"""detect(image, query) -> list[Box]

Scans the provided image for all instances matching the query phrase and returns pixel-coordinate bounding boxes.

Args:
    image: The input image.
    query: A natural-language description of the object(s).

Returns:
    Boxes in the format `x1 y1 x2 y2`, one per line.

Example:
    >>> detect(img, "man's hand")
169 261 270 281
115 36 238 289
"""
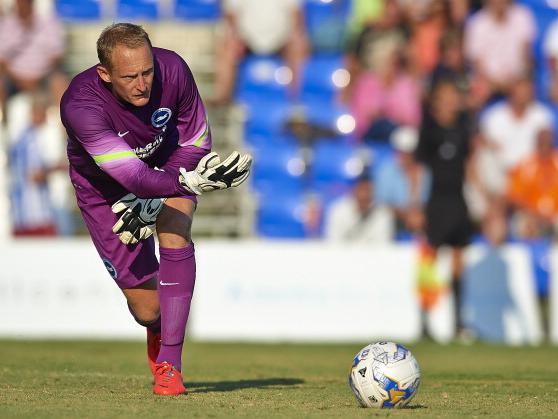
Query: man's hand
111 193 166 245
179 151 252 195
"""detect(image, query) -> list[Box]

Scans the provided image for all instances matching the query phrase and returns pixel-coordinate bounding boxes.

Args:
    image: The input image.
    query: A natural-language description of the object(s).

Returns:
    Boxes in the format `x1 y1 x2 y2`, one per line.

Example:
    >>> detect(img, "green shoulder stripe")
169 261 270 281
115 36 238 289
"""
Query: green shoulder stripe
93 150 137 165
193 122 209 147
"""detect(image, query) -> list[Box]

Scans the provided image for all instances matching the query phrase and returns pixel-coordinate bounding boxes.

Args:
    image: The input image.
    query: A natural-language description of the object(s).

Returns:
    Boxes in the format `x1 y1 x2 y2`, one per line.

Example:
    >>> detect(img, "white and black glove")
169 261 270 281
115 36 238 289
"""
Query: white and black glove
111 193 166 245
179 151 252 195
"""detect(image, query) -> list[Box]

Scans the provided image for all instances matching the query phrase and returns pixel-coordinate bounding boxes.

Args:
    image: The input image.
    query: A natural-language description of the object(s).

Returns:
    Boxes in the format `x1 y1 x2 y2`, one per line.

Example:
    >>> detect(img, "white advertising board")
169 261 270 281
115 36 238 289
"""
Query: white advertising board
0 239 144 339
192 242 421 342
0 240 549 344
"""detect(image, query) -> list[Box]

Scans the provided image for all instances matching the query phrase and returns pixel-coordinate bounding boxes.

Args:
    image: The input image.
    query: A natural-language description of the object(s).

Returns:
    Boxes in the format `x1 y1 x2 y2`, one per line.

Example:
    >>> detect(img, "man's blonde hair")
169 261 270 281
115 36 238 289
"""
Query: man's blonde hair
97 23 152 70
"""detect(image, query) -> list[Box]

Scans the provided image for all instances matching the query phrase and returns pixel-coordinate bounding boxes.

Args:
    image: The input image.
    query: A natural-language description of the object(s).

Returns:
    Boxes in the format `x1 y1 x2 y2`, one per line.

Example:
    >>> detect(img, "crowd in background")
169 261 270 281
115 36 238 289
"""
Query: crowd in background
316 0 556 247
210 0 557 339
0 0 549 241
0 0 72 236
1 0 558 247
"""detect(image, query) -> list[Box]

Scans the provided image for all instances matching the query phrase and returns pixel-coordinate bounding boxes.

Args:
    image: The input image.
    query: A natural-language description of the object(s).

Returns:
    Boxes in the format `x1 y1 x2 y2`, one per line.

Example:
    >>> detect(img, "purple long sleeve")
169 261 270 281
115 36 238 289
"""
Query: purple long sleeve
98 148 185 198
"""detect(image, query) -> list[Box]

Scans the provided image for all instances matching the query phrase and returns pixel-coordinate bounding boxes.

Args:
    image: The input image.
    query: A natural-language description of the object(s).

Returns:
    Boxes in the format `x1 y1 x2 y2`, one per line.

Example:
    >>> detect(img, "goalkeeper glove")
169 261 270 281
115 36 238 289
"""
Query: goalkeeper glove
111 193 166 245
179 150 252 195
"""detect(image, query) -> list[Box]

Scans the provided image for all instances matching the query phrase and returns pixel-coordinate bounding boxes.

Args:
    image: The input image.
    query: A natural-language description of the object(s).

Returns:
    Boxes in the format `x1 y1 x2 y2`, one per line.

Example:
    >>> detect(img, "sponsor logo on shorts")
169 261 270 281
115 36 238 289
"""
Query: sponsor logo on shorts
151 108 172 128
102 259 118 280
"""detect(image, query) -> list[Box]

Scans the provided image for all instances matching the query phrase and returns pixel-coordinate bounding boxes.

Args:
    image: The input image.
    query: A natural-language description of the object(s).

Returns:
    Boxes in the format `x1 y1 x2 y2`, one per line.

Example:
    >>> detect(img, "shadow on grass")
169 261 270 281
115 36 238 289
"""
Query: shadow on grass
404 404 428 409
188 378 305 393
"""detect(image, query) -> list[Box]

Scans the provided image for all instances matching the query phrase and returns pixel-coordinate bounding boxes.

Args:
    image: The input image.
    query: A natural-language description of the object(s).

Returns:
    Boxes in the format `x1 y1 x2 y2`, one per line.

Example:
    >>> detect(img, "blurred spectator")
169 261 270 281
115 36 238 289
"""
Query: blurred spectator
344 0 385 44
210 0 309 106
414 79 475 338
476 78 554 208
350 48 421 141
428 29 490 111
462 201 512 344
343 0 407 102
8 92 58 236
502 157 552 340
429 30 467 93
408 0 451 77
302 193 323 238
464 0 536 103
481 200 508 246
542 16 558 102
507 128 558 239
324 173 394 242
0 0 66 118
375 126 430 236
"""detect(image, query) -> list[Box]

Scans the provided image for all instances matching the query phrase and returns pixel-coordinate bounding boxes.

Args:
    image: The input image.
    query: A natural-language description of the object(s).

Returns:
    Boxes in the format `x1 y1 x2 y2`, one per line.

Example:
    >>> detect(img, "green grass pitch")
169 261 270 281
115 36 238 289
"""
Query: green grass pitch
1 340 557 418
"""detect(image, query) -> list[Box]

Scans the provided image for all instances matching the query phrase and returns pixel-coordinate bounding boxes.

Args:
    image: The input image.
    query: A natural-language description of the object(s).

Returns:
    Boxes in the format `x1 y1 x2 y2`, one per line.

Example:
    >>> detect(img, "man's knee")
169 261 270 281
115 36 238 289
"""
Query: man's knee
123 280 160 326
128 302 160 327
156 198 195 248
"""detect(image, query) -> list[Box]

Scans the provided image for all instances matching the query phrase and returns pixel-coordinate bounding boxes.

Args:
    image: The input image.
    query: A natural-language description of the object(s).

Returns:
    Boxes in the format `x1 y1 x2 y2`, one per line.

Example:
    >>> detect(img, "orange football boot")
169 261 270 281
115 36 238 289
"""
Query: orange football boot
153 362 187 396
147 329 161 377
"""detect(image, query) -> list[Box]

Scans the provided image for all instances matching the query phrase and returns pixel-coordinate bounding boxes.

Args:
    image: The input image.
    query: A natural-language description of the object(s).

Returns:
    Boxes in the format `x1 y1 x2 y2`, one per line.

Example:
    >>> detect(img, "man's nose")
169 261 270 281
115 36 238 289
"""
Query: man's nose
137 75 146 91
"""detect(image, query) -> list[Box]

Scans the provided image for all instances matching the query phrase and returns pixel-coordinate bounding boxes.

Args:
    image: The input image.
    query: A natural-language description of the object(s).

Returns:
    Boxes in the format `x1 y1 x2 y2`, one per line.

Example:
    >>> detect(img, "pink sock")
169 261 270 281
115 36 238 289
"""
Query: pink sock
156 243 196 371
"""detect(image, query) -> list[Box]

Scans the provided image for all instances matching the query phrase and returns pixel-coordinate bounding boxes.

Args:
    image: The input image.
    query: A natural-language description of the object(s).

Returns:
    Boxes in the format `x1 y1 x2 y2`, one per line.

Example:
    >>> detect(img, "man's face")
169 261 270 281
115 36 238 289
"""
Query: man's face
354 180 373 214
97 42 154 107
16 0 33 20
510 80 533 109
487 0 509 17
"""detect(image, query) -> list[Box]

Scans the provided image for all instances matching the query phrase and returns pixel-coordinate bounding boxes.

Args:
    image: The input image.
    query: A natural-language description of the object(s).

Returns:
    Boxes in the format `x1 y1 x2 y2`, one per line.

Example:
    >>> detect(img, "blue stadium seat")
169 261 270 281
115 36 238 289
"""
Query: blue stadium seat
243 99 292 138
304 0 351 54
175 0 221 21
244 134 298 151
117 0 159 20
235 56 291 104
300 55 346 103
250 143 306 195
310 141 365 199
55 0 101 20
256 191 308 238
299 100 355 138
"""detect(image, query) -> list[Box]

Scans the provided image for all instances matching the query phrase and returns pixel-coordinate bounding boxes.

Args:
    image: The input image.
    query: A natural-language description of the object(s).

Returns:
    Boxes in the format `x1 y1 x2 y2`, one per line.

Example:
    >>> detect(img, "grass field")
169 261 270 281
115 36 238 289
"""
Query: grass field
1 340 557 418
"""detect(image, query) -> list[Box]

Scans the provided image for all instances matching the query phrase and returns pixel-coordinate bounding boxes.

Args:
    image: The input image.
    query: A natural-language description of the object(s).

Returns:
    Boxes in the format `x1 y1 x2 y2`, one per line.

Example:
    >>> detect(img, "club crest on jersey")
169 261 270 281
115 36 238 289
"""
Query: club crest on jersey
102 258 118 280
151 107 172 128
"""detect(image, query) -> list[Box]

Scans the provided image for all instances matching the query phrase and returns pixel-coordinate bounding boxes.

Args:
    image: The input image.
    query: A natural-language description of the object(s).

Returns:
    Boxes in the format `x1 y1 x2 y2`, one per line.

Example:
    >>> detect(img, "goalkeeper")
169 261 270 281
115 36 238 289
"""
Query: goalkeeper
60 23 252 396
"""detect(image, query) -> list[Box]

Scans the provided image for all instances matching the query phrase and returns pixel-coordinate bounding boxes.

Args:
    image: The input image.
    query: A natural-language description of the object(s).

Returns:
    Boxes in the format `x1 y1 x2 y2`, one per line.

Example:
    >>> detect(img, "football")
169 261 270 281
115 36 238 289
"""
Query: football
348 341 421 408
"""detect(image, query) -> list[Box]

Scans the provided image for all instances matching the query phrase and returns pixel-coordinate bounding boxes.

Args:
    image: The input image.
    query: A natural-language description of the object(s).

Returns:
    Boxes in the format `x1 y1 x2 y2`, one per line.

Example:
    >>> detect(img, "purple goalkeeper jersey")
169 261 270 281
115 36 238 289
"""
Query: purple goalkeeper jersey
61 47 212 200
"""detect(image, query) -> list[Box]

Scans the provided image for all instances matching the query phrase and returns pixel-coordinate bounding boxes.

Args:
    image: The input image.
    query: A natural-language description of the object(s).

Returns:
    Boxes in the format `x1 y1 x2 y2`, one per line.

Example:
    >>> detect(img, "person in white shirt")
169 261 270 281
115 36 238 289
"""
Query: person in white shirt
324 173 394 242
464 0 535 102
476 77 554 201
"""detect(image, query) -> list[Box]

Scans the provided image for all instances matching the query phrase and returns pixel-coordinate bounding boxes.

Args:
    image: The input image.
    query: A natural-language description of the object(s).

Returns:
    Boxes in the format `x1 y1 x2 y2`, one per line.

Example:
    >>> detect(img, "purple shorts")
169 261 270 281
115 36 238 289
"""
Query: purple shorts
71 146 208 289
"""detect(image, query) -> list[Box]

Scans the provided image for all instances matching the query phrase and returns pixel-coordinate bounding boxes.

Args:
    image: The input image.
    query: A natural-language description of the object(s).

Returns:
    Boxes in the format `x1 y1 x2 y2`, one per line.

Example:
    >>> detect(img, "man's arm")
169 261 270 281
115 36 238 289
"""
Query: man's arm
92 146 185 199
63 104 187 198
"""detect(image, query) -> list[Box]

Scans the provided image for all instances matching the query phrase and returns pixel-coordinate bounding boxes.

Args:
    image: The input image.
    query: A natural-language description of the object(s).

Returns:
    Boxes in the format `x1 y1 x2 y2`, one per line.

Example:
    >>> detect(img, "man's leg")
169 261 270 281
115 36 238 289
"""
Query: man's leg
209 32 245 106
123 277 160 328
152 197 196 395
451 247 465 337
122 278 161 375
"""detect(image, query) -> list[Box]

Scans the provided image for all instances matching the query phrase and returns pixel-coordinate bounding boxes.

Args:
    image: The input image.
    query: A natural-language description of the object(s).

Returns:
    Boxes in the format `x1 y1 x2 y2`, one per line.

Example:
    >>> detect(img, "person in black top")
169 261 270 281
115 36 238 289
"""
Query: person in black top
414 78 475 339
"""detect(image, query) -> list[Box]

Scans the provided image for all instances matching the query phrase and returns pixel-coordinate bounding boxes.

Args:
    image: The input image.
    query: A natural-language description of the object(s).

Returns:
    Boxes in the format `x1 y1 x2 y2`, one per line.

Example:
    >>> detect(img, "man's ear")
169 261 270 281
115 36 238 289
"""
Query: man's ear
97 65 112 83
